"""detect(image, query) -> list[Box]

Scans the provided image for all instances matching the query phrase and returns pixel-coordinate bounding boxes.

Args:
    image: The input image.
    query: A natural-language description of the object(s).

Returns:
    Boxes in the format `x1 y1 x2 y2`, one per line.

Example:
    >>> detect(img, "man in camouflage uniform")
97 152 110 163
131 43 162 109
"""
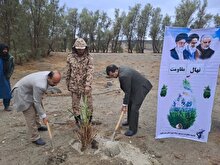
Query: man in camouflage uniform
66 38 94 126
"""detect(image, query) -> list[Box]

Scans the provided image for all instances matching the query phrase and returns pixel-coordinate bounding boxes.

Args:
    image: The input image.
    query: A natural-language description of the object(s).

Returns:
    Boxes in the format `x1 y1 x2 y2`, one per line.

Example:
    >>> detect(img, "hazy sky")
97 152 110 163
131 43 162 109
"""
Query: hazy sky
59 0 220 18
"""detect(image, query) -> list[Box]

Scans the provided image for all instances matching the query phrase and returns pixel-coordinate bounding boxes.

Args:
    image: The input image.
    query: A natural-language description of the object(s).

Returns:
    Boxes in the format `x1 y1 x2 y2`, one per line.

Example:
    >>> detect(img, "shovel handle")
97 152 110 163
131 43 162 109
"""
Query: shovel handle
46 122 53 140
114 111 125 131
46 122 55 151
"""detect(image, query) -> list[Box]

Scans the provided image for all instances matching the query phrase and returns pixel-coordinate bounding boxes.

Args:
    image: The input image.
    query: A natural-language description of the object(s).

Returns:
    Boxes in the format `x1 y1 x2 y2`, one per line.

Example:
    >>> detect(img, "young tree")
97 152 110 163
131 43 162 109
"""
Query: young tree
0 0 20 47
122 4 141 53
190 0 212 28
66 8 78 50
160 14 172 52
45 0 66 54
161 14 172 35
95 12 112 53
111 9 125 53
136 3 152 53
78 9 100 52
174 0 200 27
22 0 52 57
149 7 163 53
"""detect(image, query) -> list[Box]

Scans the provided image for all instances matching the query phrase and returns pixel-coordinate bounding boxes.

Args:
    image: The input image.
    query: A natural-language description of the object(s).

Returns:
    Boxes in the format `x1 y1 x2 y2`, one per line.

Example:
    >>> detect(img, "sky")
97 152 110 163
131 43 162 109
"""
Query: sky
59 0 220 19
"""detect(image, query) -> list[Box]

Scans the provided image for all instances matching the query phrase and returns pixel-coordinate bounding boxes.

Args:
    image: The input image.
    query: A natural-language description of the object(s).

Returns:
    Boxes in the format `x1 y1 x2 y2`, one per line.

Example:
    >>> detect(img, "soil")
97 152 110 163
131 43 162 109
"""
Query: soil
0 52 220 165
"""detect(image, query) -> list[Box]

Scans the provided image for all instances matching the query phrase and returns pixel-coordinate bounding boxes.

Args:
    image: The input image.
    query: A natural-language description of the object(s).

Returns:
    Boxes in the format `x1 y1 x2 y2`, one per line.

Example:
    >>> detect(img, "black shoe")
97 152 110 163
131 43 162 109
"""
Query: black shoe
38 126 48 131
91 139 99 149
74 115 81 128
74 115 81 123
122 121 129 126
32 138 46 145
89 115 93 123
4 106 13 111
124 130 136 136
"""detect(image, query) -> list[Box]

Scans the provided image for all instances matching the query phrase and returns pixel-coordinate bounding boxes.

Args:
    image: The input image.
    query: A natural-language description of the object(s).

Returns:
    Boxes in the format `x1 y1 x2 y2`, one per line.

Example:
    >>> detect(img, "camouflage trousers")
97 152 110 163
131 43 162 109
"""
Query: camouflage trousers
71 91 93 116
22 105 41 141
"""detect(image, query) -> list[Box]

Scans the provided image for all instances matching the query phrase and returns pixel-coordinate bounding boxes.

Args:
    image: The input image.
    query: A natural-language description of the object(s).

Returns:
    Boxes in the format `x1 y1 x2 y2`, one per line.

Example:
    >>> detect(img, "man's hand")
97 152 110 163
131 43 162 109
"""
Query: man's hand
121 105 128 113
42 117 49 125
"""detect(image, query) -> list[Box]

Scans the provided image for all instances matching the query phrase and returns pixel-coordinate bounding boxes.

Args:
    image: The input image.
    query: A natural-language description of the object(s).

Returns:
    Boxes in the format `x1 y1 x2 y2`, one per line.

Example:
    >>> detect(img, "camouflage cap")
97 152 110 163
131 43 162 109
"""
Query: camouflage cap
73 38 87 49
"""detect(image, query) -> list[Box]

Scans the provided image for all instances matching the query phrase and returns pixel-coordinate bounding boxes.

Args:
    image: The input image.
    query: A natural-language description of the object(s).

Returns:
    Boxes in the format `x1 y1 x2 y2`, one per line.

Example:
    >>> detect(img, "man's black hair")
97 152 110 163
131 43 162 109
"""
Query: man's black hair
106 64 118 75
0 43 9 58
187 33 199 43
175 33 188 42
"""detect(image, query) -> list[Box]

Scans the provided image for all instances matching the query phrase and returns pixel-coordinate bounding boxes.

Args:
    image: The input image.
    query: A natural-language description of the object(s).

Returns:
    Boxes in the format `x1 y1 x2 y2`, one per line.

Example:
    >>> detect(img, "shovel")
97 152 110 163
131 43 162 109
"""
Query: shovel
46 121 55 152
111 110 125 141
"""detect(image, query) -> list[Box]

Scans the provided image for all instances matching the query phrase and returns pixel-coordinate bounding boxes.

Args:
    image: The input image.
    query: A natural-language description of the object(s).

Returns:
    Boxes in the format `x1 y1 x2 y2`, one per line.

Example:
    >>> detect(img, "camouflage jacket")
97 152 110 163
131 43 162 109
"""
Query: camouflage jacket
66 53 94 93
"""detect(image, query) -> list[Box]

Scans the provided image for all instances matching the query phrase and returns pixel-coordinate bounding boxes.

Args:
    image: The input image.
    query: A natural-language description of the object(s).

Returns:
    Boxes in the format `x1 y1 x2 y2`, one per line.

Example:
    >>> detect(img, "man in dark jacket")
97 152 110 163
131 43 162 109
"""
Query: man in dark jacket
106 64 152 136
170 33 190 60
196 34 215 60
185 33 200 60
0 43 14 111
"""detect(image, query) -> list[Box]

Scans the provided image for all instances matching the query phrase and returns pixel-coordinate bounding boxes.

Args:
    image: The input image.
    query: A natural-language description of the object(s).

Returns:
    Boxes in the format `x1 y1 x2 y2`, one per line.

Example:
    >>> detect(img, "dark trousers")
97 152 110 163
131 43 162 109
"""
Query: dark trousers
127 101 142 133
3 98 10 109
127 89 148 133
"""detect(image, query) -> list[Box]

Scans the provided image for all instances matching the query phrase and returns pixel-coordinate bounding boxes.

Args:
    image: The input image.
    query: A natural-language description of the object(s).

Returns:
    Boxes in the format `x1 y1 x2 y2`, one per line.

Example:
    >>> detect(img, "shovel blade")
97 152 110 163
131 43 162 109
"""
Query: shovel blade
111 132 116 141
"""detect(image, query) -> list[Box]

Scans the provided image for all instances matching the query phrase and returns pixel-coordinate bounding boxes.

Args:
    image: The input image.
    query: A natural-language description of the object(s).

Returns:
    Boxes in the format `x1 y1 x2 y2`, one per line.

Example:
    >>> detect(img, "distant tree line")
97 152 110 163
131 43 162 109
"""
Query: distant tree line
0 0 220 63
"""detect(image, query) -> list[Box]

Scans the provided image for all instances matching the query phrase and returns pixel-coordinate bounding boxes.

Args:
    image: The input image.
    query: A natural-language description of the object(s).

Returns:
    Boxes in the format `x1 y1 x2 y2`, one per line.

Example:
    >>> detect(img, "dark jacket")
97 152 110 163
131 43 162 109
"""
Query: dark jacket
0 43 14 79
4 54 14 79
170 48 191 60
196 44 215 60
118 66 152 105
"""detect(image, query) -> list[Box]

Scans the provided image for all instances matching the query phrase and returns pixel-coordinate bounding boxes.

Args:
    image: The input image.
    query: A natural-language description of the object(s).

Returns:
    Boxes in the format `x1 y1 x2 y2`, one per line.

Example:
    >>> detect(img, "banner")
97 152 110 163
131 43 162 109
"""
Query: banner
156 27 220 142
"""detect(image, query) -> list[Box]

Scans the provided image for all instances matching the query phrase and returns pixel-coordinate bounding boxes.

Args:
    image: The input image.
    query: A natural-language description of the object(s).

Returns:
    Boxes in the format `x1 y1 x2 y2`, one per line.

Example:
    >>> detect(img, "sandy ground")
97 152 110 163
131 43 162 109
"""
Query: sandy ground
0 52 220 165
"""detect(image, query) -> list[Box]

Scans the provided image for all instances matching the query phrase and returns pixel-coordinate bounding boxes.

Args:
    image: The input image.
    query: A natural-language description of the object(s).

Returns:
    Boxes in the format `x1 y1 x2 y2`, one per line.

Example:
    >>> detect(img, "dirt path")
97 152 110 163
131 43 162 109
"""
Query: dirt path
0 52 219 165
